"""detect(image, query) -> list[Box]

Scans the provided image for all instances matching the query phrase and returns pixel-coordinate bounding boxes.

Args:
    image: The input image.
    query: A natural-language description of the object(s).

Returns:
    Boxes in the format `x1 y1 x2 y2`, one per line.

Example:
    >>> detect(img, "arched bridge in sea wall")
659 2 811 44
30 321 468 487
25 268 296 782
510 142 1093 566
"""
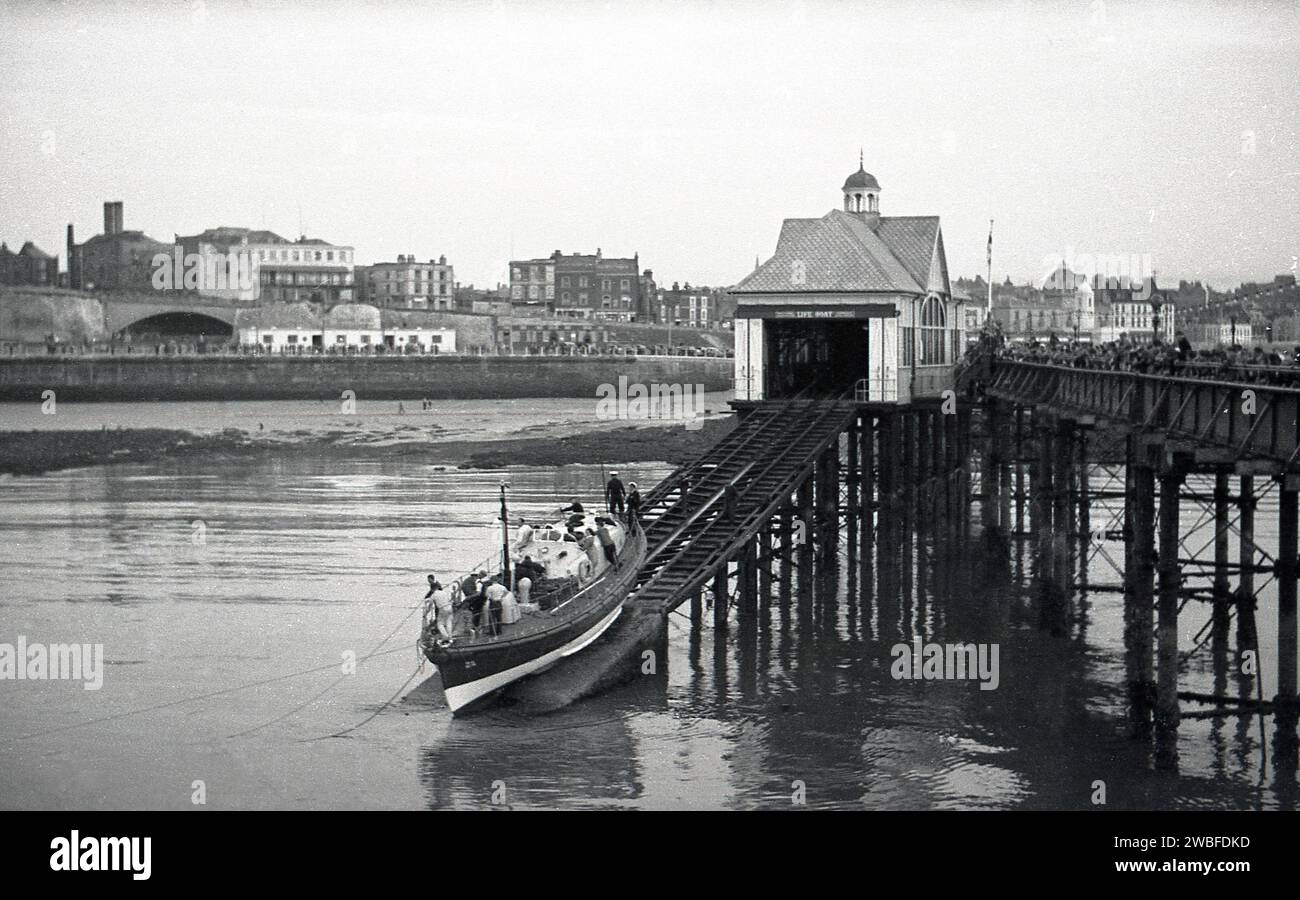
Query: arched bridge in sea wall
101 296 248 336
0 290 252 345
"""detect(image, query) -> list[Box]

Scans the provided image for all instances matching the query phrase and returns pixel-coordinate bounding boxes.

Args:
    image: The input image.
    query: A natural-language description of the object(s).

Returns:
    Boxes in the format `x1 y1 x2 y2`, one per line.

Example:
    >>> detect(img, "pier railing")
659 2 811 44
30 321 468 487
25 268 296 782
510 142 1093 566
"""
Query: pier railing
986 360 1300 465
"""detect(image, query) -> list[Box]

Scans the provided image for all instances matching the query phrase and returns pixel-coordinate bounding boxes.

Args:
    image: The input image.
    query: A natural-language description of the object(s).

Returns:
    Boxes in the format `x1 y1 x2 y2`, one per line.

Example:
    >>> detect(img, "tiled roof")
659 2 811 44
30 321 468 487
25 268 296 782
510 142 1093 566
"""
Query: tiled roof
18 241 53 259
732 210 943 295
246 230 287 244
873 216 945 293
80 230 168 247
177 227 291 248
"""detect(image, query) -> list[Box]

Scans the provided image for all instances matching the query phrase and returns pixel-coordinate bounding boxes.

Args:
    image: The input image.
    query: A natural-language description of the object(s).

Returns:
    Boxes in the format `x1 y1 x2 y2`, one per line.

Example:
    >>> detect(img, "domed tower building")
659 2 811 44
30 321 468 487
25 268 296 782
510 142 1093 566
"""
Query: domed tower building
730 157 962 404
842 153 881 217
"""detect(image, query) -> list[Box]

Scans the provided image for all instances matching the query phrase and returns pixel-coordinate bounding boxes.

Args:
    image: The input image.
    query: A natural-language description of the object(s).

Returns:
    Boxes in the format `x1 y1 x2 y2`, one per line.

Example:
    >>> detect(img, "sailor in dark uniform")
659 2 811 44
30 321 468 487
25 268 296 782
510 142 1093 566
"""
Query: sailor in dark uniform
561 497 585 530
606 472 626 517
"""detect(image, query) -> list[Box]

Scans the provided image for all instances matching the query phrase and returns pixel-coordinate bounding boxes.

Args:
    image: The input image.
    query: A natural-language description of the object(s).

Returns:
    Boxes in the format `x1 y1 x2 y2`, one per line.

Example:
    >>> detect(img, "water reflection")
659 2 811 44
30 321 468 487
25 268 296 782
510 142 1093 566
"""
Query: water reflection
0 450 1293 809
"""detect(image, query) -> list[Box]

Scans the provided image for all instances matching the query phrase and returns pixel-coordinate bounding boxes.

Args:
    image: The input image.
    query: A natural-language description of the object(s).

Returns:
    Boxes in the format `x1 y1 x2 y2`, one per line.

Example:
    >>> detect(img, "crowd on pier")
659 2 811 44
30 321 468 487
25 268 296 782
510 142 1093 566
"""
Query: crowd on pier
967 321 1300 387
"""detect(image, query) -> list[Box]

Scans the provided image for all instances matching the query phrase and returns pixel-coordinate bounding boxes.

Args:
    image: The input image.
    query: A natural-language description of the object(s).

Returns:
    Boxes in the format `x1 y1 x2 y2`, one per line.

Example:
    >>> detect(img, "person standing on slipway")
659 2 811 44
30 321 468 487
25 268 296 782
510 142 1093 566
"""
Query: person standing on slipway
626 482 643 532
606 471 626 517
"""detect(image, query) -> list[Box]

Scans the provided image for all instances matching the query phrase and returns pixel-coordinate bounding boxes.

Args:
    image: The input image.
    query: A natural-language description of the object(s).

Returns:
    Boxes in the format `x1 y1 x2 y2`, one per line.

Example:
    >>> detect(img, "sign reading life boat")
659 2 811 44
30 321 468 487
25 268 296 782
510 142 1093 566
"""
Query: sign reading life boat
733 303 899 320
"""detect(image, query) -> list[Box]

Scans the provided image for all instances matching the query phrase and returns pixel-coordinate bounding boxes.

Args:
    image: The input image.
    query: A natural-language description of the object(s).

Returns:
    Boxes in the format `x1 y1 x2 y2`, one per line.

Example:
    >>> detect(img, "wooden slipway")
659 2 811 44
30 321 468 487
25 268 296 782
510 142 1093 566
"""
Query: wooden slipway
503 606 665 712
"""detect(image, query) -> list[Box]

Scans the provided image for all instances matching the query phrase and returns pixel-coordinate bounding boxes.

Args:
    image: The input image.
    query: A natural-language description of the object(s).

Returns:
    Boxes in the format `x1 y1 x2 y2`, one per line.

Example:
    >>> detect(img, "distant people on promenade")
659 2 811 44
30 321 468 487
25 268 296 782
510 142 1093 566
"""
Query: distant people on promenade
971 325 1300 386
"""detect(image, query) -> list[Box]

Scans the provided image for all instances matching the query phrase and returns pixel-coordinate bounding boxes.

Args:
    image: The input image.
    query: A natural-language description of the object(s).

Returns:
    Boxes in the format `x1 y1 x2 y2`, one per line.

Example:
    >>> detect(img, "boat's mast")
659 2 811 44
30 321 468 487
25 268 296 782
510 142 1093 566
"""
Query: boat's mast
499 482 512 584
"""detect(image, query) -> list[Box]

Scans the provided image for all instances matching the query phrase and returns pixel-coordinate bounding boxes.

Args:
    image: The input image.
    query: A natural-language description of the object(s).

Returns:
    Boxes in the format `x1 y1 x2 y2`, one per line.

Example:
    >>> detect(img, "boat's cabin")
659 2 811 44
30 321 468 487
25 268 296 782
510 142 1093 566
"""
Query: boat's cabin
515 513 629 584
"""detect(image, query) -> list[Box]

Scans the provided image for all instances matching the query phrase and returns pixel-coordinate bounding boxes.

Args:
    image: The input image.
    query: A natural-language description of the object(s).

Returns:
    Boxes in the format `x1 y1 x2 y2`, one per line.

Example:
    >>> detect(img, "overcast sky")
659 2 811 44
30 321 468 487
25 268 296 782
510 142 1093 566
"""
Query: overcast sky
1 0 1296 291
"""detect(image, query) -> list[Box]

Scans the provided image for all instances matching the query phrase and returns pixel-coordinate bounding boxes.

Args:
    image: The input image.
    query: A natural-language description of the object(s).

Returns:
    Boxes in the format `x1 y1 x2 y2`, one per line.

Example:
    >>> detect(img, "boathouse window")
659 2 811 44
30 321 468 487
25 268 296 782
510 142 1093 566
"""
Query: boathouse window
921 296 946 364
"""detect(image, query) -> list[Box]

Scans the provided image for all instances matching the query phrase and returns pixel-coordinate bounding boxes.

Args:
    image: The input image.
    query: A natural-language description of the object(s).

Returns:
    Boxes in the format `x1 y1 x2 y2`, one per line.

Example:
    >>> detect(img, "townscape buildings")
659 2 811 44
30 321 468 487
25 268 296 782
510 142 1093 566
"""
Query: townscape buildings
0 241 58 287
4 193 1292 355
509 249 657 322
655 283 734 328
963 265 1177 346
355 255 455 310
69 202 170 292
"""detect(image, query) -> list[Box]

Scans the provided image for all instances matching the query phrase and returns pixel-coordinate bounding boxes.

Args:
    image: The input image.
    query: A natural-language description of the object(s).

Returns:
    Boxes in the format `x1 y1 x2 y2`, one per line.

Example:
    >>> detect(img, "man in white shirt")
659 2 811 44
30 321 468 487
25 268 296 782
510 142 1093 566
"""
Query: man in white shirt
513 518 534 554
428 579 454 643
484 580 509 635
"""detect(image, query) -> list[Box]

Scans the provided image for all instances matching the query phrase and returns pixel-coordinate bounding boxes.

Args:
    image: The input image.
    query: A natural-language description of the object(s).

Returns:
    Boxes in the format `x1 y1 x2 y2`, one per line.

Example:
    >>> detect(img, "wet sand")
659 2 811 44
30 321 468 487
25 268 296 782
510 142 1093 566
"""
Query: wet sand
0 416 735 476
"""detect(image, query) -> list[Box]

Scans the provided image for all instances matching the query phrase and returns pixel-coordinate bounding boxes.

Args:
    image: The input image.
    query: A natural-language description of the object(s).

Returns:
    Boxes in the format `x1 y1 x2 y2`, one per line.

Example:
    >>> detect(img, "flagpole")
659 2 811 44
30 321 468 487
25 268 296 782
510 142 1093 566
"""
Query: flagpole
986 219 994 319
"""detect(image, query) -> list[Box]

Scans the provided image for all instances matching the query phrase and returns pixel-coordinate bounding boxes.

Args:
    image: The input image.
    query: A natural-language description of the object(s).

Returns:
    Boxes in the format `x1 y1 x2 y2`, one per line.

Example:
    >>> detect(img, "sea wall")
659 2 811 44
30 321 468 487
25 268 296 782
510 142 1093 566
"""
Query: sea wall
0 288 107 344
0 354 732 401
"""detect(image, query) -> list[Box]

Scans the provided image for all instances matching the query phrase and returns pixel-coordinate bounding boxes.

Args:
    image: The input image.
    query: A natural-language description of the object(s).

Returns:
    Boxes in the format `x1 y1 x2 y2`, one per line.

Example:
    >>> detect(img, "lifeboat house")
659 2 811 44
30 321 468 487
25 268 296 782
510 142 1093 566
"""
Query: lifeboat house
730 160 964 404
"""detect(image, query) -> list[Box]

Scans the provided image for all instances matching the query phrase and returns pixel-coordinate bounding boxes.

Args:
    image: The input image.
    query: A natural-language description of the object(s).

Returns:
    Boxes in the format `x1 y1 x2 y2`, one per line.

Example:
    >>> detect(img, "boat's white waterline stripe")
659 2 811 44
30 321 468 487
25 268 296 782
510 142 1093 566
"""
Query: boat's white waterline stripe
444 604 625 713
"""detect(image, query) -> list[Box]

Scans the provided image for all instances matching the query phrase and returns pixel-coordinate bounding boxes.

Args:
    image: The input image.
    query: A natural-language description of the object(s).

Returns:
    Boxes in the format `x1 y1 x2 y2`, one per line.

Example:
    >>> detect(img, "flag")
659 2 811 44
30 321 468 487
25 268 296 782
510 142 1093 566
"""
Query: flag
986 220 993 268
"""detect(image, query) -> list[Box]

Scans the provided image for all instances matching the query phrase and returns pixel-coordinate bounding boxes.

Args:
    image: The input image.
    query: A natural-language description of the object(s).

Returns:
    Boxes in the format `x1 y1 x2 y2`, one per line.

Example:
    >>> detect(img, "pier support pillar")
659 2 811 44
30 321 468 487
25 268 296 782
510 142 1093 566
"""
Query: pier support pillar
1126 437 1157 735
797 472 814 606
984 400 1001 536
1155 453 1189 770
1033 407 1060 631
713 564 729 627
861 415 875 567
758 526 773 611
827 435 841 551
878 413 899 601
956 405 973 549
997 404 1013 542
845 422 859 574
739 539 758 619
779 499 794 568
1075 423 1091 592
941 407 960 598
1014 406 1026 534
1276 475 1299 767
1076 423 1090 537
1239 475 1256 650
1051 418 1074 628
902 411 916 535
1212 469 1232 636
918 408 932 524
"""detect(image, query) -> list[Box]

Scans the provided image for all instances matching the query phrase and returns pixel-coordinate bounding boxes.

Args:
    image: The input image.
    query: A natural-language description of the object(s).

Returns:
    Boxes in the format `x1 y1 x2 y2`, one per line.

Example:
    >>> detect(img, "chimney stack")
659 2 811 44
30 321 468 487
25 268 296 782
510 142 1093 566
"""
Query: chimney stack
103 201 124 236
66 224 78 289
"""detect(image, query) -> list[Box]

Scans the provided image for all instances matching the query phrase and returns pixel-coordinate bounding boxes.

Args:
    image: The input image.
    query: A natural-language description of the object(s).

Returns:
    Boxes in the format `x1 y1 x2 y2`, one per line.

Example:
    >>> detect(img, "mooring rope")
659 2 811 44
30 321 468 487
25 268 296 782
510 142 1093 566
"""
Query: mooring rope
4 643 414 744
228 597 427 738
307 662 426 742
